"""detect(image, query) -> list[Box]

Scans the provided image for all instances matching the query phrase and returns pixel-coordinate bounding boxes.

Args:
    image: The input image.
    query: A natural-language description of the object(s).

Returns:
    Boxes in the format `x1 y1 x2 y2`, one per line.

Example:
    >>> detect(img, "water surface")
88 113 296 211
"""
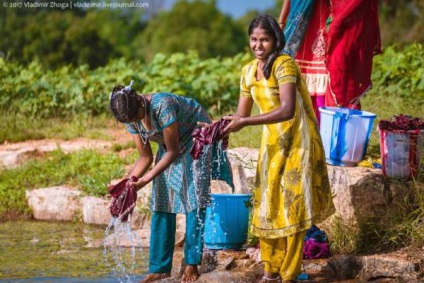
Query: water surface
0 221 147 283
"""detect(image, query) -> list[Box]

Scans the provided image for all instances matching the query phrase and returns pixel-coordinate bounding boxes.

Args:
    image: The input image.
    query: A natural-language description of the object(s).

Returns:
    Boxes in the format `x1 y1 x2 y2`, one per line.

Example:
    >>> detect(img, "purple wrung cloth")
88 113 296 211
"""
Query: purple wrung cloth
303 225 331 259
303 239 331 259
108 176 138 222
190 118 231 160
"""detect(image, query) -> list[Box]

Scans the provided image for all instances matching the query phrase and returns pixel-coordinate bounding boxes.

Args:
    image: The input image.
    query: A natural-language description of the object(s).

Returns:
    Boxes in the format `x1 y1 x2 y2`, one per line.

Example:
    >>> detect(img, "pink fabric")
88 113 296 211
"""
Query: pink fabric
303 239 330 259
311 95 325 125
190 118 231 160
108 176 138 222
325 0 381 108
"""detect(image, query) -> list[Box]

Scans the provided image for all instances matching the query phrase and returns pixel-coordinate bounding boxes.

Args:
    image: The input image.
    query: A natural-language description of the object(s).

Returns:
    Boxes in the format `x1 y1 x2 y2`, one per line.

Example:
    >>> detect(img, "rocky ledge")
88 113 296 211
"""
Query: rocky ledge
24 147 424 282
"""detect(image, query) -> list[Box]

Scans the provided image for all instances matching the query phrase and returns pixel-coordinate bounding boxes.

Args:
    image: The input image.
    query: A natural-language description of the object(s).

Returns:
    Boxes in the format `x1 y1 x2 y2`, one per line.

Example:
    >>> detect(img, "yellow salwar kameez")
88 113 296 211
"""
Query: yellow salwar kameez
240 54 334 280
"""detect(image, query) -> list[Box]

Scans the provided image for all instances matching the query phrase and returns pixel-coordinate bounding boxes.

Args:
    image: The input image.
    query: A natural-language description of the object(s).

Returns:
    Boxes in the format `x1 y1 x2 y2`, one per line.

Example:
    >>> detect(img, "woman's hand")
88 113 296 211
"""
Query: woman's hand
107 178 125 191
222 115 245 135
196 121 211 129
128 177 148 192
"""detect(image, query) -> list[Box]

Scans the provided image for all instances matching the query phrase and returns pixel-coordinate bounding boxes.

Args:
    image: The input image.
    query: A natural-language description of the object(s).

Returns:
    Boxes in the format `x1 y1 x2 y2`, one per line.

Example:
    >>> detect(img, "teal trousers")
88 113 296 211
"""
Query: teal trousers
149 209 206 273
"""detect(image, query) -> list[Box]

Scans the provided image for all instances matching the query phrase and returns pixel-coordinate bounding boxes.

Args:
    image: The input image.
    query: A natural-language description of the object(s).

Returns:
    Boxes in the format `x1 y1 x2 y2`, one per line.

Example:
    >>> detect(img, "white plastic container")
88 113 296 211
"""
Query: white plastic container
379 129 424 179
319 107 377 166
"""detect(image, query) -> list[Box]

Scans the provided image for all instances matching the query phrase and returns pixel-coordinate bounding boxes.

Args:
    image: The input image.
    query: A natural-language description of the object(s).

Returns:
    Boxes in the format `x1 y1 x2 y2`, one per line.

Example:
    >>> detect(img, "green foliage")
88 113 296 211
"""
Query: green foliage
0 57 138 117
136 51 252 116
0 4 144 69
370 43 424 101
371 177 424 251
361 43 424 143
0 51 252 119
0 149 128 218
378 0 424 46
133 0 247 60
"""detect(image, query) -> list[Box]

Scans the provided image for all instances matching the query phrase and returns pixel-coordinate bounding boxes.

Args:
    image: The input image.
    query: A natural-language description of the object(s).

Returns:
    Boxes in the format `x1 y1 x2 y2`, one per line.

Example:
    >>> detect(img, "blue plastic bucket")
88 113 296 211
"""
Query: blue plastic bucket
319 107 376 166
204 194 250 250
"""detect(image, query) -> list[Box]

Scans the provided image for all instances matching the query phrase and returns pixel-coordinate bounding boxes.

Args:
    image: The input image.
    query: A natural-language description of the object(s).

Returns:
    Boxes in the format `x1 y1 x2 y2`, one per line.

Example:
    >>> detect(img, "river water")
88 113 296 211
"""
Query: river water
0 221 148 283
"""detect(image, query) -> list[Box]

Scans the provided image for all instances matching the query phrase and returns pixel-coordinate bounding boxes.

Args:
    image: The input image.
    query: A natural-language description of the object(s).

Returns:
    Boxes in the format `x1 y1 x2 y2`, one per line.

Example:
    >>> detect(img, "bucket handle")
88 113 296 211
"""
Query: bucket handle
346 86 371 119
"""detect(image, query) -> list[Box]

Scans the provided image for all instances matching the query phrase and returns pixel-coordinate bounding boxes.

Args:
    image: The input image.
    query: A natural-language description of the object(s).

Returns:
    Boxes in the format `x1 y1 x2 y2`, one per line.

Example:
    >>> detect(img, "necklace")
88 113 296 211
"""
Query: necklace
132 95 149 145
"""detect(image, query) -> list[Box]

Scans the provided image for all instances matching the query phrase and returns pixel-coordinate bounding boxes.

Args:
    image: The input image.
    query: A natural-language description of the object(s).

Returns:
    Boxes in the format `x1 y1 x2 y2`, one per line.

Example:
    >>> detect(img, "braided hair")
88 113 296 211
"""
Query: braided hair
248 15 285 80
109 85 141 123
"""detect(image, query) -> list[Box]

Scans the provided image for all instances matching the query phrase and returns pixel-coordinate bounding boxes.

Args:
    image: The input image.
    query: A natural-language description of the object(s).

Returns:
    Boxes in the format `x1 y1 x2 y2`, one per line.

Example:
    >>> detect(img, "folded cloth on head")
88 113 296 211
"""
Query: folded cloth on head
108 176 138 222
190 117 231 160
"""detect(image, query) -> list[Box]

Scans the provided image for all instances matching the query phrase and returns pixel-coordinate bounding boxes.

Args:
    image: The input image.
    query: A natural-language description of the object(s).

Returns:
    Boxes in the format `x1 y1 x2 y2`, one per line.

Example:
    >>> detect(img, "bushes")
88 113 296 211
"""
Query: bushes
0 52 252 119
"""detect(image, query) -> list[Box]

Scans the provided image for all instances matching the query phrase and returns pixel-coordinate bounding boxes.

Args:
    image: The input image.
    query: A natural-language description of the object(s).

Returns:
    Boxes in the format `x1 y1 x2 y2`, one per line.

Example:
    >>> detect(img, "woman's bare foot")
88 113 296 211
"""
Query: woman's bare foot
260 272 281 283
181 265 199 282
139 273 171 283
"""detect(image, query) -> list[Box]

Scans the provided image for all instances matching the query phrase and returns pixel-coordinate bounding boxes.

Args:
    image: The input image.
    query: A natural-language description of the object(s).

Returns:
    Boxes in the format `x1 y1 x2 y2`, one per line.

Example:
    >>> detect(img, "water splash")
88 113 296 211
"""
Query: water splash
103 216 145 283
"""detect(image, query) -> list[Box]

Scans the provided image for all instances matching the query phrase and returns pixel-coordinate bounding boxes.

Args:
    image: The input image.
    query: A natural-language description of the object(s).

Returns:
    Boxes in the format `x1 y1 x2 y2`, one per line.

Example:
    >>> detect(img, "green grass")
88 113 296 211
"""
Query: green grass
324 163 424 255
0 111 112 143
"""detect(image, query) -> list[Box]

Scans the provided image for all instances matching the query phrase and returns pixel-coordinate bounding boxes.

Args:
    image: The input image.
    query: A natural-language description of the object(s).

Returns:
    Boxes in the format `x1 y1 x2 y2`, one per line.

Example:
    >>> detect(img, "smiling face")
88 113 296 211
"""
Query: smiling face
249 27 275 62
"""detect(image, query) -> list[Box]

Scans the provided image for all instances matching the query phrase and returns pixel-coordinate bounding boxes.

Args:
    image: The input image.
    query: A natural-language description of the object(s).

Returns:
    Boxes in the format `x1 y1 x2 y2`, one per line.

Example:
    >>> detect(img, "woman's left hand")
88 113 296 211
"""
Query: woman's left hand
128 178 148 192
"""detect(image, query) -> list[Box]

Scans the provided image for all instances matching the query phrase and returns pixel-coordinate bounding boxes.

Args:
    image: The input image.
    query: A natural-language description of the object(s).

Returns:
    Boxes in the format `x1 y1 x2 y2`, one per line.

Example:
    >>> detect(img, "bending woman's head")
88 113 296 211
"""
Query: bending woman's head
248 15 285 79
109 85 141 123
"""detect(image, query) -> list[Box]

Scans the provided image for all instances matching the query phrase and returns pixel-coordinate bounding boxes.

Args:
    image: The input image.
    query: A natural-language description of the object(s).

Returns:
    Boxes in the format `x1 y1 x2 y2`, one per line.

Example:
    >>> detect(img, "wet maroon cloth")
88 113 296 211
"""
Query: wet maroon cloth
190 118 231 160
108 176 138 222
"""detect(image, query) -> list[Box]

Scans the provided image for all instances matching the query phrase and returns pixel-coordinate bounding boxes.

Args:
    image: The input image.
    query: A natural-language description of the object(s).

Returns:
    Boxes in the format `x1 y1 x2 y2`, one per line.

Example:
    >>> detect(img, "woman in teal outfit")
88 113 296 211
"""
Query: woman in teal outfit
109 81 232 283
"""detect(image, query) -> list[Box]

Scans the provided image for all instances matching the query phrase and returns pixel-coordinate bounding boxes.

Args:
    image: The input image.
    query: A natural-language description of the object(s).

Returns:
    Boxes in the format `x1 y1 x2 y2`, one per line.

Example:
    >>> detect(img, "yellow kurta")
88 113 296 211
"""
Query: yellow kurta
241 54 335 239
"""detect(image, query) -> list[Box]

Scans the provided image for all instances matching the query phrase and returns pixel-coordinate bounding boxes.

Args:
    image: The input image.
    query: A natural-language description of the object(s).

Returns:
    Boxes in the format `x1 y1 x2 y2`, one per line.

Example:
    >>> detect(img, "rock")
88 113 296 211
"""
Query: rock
211 180 233 194
359 253 422 282
81 196 110 225
170 248 263 283
325 166 411 227
0 139 111 169
227 148 258 194
26 186 81 221
325 251 423 282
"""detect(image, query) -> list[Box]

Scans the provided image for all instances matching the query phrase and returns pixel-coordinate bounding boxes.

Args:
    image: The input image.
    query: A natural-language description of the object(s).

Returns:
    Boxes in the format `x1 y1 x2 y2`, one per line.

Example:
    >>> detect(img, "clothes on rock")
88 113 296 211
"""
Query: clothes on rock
303 224 331 259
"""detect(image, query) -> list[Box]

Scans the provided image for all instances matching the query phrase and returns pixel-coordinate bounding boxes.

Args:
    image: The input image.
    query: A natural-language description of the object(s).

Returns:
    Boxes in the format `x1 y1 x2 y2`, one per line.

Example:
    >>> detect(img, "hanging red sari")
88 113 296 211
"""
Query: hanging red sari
325 0 381 109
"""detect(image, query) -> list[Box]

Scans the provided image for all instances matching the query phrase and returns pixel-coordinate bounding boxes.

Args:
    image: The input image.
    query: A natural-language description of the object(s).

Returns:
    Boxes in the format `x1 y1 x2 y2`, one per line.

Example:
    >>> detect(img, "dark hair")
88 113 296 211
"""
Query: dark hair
248 15 285 79
109 85 140 123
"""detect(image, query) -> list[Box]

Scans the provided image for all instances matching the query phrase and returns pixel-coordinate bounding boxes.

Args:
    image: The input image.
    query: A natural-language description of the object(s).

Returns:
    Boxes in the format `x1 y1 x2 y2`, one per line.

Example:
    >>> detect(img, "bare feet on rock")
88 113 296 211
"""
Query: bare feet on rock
181 265 199 282
139 273 171 283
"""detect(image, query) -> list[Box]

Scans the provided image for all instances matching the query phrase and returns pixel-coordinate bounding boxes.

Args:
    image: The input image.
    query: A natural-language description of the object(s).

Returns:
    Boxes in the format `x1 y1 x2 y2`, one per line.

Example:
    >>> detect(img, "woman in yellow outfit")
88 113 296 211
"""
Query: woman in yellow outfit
223 15 335 283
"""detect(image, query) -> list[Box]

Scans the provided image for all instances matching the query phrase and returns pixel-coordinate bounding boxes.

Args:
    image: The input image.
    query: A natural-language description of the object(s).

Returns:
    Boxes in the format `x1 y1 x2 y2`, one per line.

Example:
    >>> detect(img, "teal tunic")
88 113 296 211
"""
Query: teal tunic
126 92 232 214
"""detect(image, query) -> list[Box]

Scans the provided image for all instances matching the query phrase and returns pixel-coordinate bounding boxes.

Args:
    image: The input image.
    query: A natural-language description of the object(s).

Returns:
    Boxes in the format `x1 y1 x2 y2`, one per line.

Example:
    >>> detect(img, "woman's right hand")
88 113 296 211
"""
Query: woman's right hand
222 115 245 134
128 177 148 192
